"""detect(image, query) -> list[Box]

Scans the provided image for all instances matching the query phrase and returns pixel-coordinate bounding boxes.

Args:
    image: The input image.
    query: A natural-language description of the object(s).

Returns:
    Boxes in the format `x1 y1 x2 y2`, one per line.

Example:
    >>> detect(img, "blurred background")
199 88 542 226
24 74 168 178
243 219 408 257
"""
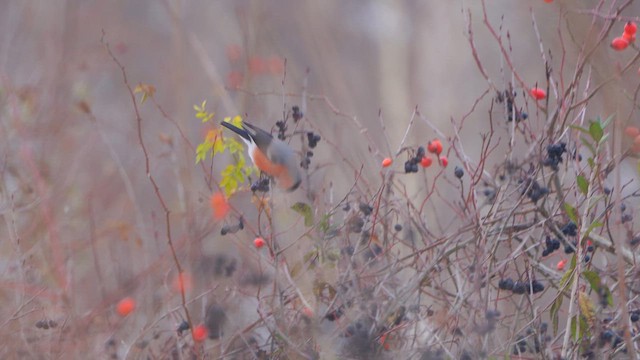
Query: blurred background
1 0 639 358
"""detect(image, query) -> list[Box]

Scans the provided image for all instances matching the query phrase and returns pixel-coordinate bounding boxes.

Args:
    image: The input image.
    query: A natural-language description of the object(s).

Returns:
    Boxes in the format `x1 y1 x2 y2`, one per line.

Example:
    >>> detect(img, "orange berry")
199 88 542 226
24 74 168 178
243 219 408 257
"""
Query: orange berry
611 37 629 51
382 157 393 168
439 156 448 167
210 192 230 220
557 259 567 271
420 156 433 168
254 237 265 248
116 297 136 317
193 324 208 342
625 126 640 138
625 21 637 36
530 87 546 100
427 140 443 155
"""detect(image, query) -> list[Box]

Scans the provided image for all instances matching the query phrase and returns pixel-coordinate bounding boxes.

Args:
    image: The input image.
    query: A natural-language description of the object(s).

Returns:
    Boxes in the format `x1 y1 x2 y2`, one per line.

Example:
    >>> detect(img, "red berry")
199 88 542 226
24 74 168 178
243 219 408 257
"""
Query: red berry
382 157 393 168
428 140 443 155
625 21 637 36
625 126 640 138
530 87 546 100
254 237 265 248
193 324 208 342
557 259 567 271
611 37 629 51
116 297 136 317
544 0 553 2
623 31 636 42
439 156 448 167
420 156 433 168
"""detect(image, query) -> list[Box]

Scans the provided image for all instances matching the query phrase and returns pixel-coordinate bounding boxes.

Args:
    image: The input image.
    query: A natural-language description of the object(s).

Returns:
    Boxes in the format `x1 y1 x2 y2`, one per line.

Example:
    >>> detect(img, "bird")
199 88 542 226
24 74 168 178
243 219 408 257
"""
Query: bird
221 120 301 191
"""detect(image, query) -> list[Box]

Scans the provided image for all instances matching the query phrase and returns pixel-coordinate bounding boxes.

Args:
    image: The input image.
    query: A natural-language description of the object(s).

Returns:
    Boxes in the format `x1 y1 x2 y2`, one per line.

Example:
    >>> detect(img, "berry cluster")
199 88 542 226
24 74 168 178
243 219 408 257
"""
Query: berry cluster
599 329 624 350
404 146 424 173
611 21 637 51
541 236 560 257
495 90 528 121
291 105 304 122
498 278 545 294
403 141 446 173
250 177 270 193
275 120 287 141
521 179 549 203
35 319 58 330
301 131 321 169
631 310 640 323
307 131 321 148
542 142 567 170
512 324 548 355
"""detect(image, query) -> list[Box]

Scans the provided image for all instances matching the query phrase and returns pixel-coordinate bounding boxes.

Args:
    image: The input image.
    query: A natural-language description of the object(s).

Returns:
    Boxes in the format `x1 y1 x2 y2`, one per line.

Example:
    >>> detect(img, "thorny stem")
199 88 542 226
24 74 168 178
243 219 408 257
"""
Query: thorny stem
101 33 195 344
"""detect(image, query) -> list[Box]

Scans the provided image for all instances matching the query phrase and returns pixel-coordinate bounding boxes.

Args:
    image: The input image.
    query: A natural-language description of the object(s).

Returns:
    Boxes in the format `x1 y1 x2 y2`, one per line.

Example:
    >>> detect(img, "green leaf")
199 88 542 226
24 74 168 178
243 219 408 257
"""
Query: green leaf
589 121 603 143
550 296 563 335
291 202 314 227
570 315 577 340
576 175 589 195
583 270 601 292
564 203 578 223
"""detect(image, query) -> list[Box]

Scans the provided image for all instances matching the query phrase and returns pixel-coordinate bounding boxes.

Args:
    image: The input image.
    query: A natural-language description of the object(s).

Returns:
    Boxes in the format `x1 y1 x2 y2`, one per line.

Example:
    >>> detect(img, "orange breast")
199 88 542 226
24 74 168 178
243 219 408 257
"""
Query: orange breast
251 148 294 189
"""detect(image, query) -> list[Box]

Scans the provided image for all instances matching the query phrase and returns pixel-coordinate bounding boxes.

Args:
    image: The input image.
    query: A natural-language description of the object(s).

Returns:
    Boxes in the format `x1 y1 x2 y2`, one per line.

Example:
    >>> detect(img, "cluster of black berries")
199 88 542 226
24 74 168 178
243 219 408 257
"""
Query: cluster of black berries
275 120 287 141
291 106 303 122
542 236 561 256
405 146 425 173
562 221 577 236
307 131 321 148
600 329 624 350
35 319 58 329
359 203 373 216
495 90 528 122
521 179 549 203
221 217 244 236
543 142 567 170
512 325 547 355
250 177 270 193
498 278 544 294
631 310 640 322
301 131 321 170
